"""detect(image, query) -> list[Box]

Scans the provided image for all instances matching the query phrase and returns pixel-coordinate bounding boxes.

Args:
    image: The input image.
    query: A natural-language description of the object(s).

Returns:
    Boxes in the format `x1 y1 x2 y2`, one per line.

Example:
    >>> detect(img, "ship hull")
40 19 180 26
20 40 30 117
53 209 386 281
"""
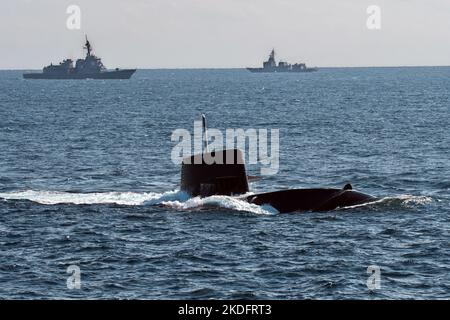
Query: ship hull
23 69 136 79
246 67 318 73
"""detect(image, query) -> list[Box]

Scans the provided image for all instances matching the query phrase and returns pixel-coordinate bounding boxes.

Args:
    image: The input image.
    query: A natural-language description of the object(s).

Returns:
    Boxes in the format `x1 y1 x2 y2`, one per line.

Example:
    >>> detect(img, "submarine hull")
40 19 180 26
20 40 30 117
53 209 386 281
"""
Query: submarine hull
247 188 376 213
23 69 136 80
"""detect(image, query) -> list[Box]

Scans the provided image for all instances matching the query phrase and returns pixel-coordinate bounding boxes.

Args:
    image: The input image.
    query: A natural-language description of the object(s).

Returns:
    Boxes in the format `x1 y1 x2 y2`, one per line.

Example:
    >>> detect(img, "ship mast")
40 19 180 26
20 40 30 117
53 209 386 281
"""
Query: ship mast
84 35 92 57
267 48 276 67
270 48 275 61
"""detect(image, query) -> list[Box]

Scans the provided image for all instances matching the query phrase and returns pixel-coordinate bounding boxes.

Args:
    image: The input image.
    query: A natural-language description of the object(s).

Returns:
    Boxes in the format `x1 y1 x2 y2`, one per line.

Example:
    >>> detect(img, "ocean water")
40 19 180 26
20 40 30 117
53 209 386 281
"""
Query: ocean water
0 68 449 299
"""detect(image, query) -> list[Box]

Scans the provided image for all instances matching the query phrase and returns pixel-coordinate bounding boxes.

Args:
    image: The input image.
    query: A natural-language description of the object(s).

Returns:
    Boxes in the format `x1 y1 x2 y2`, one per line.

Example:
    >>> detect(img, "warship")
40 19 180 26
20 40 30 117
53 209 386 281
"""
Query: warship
247 49 318 73
23 36 136 79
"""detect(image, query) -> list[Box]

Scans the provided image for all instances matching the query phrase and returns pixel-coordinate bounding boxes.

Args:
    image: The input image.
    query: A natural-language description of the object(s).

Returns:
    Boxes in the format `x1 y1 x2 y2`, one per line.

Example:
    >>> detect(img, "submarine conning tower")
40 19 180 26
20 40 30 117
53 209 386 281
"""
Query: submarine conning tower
180 149 249 197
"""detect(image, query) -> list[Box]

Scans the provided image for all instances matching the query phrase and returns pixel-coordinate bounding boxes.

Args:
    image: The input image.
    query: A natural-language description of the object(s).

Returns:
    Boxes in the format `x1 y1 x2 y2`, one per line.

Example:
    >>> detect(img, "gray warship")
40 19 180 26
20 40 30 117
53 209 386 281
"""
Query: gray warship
247 49 318 73
23 36 136 79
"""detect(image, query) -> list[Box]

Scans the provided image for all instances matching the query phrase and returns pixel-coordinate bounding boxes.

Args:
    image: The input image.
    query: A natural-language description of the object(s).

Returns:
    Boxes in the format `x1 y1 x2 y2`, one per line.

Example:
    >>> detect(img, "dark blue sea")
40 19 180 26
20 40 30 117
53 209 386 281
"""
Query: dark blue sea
0 68 449 299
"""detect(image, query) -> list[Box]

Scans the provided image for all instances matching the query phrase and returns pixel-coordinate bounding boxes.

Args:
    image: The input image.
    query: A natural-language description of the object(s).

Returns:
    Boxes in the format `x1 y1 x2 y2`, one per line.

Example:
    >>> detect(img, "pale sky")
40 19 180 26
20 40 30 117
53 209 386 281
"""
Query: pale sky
1 0 450 69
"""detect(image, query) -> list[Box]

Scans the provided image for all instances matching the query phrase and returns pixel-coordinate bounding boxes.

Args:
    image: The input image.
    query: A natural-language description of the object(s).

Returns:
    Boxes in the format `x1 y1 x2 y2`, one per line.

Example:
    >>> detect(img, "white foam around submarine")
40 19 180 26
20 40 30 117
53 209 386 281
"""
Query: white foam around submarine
0 189 187 206
0 189 277 215
338 194 433 210
394 194 433 205
0 190 431 214
161 194 278 215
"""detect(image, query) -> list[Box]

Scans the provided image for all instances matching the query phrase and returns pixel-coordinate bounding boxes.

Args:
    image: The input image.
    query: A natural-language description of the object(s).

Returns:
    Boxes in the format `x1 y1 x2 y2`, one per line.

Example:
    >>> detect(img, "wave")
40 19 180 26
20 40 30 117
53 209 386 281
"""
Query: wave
0 190 431 214
0 190 278 215
338 194 433 210
160 195 278 215
0 189 185 206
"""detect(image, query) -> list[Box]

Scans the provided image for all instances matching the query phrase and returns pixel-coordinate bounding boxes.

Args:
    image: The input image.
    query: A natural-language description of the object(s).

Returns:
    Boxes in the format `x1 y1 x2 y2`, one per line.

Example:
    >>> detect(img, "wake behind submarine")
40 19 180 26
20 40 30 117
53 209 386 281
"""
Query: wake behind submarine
179 116 377 213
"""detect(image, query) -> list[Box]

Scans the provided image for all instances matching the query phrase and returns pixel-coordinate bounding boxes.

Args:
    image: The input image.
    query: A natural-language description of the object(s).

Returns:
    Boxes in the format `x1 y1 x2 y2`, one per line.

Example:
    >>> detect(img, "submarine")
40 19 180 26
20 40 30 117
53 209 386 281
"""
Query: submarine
179 116 376 213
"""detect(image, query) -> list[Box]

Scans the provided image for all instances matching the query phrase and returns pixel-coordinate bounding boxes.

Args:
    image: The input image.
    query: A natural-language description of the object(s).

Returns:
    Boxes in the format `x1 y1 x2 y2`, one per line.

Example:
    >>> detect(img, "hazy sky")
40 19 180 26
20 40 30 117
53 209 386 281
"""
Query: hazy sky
1 0 450 69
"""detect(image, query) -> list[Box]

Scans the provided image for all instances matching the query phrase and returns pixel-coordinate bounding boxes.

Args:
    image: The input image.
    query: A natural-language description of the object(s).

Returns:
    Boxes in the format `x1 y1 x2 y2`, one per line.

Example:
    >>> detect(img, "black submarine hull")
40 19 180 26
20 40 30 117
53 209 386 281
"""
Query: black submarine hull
247 188 376 213
23 69 136 80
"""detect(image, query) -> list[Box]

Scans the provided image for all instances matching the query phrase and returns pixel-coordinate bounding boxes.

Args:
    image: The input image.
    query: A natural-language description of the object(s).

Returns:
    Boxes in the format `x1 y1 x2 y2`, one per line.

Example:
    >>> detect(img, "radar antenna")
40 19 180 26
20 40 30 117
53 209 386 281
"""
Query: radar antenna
84 35 92 57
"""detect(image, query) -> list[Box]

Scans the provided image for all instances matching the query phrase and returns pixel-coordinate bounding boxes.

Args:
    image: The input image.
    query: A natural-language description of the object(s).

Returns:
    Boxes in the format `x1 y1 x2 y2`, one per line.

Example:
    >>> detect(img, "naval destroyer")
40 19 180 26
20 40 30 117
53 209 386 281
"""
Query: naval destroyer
247 49 318 73
23 37 136 79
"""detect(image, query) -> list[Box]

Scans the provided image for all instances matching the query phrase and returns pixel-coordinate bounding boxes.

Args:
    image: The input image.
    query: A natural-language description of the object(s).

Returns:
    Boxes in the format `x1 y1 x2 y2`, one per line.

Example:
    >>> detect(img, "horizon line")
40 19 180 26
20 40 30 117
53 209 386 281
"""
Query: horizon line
2 65 450 71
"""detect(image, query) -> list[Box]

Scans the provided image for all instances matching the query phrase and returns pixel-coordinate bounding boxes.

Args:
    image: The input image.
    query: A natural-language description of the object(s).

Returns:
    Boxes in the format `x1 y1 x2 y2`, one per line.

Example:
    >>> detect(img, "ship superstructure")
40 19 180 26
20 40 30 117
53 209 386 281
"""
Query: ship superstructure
247 49 318 73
